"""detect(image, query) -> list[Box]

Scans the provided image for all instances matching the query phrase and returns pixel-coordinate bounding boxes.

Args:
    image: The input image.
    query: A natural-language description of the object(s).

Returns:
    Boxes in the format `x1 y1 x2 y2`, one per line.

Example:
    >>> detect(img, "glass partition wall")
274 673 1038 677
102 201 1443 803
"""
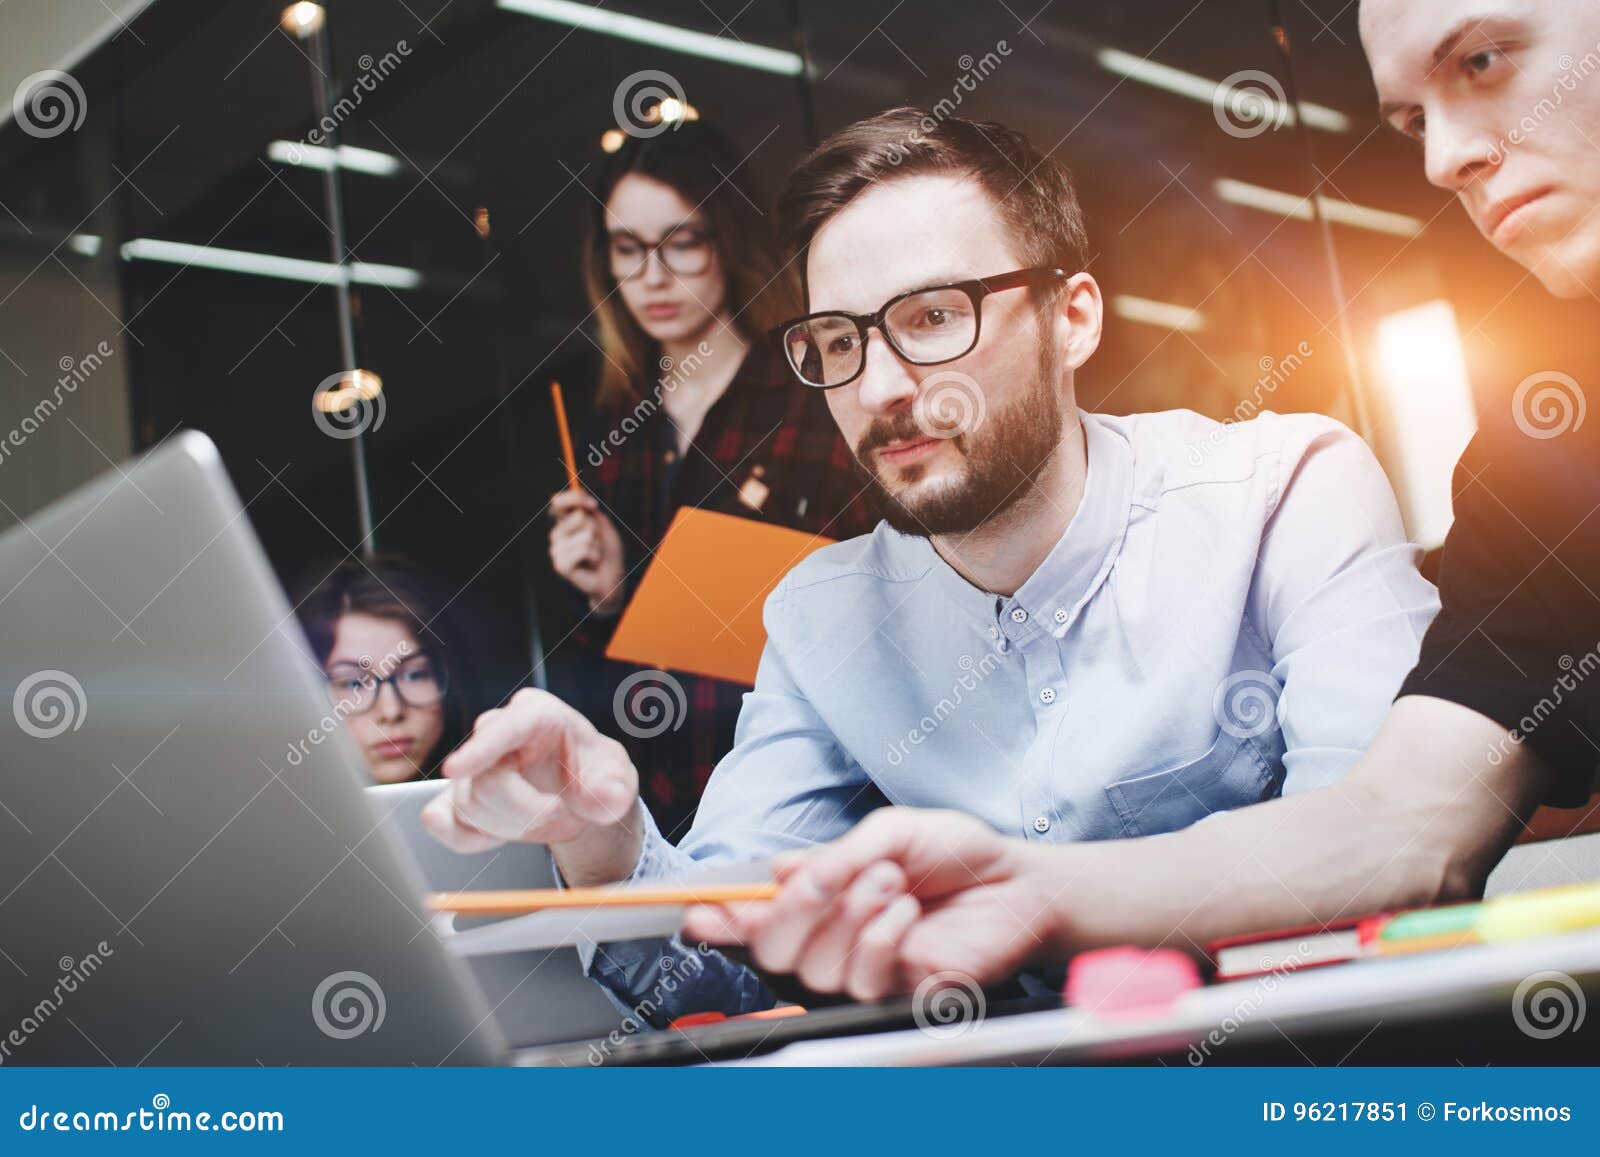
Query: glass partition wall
2 0 1565 715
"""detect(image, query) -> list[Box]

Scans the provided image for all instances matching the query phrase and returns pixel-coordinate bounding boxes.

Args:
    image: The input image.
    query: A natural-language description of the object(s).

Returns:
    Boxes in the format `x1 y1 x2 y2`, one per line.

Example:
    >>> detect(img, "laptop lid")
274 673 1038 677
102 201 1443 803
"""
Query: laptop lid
0 431 504 1065
365 781 629 1049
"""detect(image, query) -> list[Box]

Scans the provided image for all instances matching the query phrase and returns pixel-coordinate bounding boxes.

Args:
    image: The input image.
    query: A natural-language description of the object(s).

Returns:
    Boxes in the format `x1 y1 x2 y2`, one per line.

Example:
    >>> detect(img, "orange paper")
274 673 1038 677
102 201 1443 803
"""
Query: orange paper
605 507 835 686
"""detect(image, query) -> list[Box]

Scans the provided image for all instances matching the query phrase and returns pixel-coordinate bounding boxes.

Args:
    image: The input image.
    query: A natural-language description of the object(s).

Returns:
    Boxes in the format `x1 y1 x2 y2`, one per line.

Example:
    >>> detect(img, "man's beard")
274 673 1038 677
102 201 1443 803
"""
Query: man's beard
853 348 1064 538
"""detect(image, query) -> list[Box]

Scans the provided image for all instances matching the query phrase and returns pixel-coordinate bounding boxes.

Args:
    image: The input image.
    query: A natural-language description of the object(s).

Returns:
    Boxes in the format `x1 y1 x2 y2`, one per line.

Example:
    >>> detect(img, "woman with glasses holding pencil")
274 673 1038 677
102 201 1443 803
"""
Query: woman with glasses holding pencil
548 116 873 843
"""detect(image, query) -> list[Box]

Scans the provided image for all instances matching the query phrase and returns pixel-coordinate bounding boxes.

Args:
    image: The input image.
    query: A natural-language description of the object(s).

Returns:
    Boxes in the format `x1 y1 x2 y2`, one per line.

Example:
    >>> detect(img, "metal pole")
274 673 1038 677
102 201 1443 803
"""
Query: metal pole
784 0 820 148
1267 2 1375 441
305 17 378 557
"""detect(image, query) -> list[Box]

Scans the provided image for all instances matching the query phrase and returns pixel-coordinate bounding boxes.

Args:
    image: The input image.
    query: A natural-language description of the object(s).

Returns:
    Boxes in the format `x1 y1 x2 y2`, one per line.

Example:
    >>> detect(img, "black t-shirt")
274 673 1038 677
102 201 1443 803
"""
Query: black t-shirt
1399 384 1600 806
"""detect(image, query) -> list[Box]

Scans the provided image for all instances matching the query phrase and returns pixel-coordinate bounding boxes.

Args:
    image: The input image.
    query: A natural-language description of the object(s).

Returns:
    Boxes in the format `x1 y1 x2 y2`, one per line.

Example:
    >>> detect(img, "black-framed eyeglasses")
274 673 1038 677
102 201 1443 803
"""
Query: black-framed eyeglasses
770 266 1067 390
325 656 449 715
608 226 717 281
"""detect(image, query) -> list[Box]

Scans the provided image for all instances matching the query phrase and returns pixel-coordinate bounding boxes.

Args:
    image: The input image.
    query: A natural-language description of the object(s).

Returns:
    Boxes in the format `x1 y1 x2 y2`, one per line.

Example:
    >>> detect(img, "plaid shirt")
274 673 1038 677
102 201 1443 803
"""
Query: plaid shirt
564 345 876 842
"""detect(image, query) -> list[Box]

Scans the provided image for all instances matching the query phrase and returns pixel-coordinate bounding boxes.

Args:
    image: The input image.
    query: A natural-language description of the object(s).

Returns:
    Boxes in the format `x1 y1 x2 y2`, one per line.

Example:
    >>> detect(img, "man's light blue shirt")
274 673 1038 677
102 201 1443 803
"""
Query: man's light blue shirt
574 409 1439 1023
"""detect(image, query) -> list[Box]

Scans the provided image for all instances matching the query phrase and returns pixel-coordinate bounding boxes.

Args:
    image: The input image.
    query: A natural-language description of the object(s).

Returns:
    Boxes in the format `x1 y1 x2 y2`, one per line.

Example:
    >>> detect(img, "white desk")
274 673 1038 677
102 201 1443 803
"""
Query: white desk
719 927 1600 1066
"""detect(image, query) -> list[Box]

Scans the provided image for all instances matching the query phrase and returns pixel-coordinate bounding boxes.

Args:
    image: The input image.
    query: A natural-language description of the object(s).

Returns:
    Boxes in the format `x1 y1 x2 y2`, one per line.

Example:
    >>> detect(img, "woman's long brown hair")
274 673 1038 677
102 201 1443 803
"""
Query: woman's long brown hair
581 120 800 408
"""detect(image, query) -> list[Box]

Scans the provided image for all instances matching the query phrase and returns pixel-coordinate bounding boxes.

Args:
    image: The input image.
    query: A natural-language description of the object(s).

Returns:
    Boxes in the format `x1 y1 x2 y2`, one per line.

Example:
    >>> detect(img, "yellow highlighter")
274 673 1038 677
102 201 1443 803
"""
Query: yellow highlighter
1475 882 1600 943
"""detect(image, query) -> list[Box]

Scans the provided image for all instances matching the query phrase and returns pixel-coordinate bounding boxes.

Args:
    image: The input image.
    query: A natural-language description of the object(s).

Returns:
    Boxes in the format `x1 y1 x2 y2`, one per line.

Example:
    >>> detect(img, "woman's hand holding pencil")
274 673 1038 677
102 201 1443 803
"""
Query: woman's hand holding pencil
549 489 626 614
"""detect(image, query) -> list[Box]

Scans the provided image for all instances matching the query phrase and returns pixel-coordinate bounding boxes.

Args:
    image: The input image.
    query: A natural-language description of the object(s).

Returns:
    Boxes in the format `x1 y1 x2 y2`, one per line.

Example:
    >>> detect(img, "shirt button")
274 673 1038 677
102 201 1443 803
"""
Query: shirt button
1032 815 1051 834
1039 687 1056 705
1053 608 1068 624
1010 607 1028 624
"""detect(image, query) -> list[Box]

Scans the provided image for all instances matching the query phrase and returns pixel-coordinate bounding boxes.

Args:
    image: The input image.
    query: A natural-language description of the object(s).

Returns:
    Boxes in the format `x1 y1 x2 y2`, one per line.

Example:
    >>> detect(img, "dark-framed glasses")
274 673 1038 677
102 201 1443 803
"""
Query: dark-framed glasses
608 226 717 281
325 656 448 714
771 266 1067 389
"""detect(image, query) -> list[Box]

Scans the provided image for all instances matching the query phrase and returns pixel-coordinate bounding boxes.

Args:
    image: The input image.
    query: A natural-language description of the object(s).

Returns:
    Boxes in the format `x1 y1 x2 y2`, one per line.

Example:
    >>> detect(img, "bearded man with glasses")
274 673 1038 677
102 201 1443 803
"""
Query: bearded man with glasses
424 108 1438 1019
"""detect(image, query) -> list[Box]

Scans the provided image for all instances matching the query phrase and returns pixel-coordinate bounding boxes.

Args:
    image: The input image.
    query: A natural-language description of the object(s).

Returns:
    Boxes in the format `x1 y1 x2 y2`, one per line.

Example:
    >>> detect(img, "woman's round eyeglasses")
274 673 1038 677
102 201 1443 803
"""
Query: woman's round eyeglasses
324 657 448 714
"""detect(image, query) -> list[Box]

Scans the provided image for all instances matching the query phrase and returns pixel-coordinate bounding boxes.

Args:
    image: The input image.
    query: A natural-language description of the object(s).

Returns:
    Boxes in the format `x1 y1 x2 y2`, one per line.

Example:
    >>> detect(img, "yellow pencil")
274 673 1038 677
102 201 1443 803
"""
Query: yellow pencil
550 380 581 491
427 882 780 916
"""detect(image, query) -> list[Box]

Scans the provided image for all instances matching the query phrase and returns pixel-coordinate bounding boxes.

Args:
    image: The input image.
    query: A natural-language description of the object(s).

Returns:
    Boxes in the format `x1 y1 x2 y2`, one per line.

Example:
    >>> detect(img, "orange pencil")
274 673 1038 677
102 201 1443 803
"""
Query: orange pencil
427 882 779 917
550 380 581 491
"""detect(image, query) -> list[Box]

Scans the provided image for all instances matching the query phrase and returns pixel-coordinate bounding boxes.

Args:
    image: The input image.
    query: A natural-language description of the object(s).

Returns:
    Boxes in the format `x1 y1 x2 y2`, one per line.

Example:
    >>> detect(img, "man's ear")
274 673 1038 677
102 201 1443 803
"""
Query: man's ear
1055 272 1103 373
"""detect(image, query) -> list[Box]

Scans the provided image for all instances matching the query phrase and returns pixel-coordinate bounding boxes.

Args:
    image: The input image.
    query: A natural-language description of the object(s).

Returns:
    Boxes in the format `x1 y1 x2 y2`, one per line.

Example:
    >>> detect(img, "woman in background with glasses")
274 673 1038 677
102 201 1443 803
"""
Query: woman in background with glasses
547 118 874 842
296 558 469 783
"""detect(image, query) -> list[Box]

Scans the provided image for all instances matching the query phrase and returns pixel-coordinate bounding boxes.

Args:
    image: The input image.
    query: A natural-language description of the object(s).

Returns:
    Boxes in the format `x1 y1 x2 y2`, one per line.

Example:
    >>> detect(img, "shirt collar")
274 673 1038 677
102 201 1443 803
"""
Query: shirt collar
912 410 1133 637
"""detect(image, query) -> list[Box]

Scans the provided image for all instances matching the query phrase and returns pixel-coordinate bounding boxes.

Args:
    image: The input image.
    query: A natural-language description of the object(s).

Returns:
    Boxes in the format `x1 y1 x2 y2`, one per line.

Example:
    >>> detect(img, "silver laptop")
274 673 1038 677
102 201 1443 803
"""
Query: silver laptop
366 780 627 1048
0 430 610 1064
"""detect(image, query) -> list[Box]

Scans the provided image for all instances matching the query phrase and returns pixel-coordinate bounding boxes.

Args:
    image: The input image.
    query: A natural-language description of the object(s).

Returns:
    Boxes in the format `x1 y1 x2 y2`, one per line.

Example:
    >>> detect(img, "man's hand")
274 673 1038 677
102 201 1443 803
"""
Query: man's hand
548 490 626 616
679 698 1554 1000
420 688 644 886
682 809 1067 1001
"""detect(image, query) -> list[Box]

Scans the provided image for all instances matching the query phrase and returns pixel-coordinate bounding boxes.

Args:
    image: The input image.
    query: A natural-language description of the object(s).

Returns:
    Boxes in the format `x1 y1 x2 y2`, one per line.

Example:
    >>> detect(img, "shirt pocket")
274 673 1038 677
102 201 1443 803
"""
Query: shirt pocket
1104 731 1276 838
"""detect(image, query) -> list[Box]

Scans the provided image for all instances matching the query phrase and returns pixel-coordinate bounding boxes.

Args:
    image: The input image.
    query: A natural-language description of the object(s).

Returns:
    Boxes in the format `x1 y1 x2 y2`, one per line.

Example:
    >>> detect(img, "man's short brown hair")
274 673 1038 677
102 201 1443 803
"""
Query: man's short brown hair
777 106 1090 298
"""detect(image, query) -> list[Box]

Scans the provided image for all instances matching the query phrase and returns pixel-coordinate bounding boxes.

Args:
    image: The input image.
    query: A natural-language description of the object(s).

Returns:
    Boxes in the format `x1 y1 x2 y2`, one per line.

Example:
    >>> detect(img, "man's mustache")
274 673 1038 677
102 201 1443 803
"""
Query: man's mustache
854 412 965 461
